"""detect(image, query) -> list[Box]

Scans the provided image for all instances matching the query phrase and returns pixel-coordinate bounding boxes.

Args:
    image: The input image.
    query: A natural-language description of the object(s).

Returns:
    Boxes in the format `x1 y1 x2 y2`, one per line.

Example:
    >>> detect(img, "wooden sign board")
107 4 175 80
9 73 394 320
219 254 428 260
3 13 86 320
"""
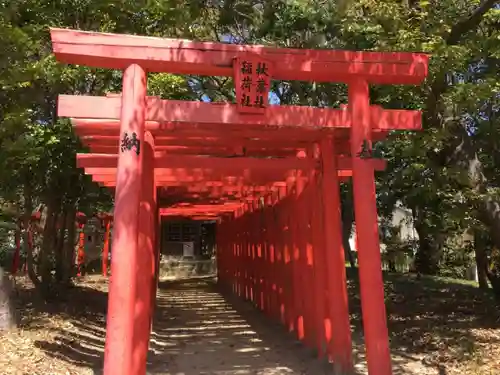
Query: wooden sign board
233 55 273 114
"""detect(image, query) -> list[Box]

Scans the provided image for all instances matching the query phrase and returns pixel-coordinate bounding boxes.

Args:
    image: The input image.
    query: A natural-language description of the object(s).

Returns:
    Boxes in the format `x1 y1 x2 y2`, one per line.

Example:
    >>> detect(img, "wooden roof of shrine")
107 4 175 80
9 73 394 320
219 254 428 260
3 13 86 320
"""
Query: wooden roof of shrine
50 28 428 221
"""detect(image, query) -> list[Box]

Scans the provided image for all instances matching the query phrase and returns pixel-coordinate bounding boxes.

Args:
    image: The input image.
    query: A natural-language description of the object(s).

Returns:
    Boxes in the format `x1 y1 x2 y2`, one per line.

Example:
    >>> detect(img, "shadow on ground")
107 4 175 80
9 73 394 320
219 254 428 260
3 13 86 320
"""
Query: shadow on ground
27 276 333 374
346 268 500 374
9 270 500 374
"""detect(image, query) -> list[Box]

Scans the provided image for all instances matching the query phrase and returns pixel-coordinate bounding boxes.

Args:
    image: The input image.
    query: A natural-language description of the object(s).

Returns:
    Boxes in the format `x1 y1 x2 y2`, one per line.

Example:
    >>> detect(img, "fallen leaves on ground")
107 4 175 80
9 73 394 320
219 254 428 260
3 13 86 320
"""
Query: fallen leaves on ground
0 272 499 374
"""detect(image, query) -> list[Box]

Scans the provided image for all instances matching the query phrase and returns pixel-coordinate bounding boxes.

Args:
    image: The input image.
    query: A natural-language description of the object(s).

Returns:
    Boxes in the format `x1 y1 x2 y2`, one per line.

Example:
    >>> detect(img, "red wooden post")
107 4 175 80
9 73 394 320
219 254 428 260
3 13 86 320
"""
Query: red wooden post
264 194 273 316
230 216 237 293
293 176 306 341
302 180 316 348
241 207 248 301
252 201 259 308
247 202 255 304
310 145 328 357
250 201 257 306
247 202 255 303
77 223 85 276
233 210 240 297
25 223 33 274
228 219 232 288
349 79 392 375
269 191 281 321
102 219 111 276
277 185 287 326
238 207 245 298
320 137 353 372
132 131 156 375
103 64 147 375
255 199 265 312
255 200 261 311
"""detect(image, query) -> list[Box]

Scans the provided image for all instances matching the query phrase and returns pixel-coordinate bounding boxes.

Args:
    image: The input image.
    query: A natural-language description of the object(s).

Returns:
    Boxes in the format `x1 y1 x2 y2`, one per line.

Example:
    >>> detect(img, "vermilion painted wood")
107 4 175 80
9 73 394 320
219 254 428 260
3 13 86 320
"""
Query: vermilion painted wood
254 202 261 310
301 180 316 348
76 153 387 171
86 172 360 186
85 144 303 158
269 193 278 317
49 28 428 85
85 167 298 181
102 219 111 276
132 132 156 375
261 195 271 316
60 95 422 131
292 176 306 341
82 134 317 149
276 185 287 326
103 64 146 375
76 224 85 276
240 206 248 301
228 217 235 295
91 176 291 188
72 121 349 142
257 200 266 314
349 80 393 375
248 203 257 305
76 153 318 170
249 203 256 306
308 144 329 358
75 125 389 146
234 210 242 298
282 190 296 333
320 138 353 372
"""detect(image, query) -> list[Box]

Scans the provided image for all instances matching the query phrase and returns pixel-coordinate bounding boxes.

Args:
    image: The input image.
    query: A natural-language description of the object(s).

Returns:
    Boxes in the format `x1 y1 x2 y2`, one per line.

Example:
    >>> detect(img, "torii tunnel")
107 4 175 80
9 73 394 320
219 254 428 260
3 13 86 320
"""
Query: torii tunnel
50 27 428 375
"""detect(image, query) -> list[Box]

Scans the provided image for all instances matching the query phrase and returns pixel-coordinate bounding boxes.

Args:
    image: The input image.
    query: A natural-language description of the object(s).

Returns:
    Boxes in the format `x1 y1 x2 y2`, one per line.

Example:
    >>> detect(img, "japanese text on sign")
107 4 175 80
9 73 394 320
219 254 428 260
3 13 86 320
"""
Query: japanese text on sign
120 132 141 156
234 57 272 113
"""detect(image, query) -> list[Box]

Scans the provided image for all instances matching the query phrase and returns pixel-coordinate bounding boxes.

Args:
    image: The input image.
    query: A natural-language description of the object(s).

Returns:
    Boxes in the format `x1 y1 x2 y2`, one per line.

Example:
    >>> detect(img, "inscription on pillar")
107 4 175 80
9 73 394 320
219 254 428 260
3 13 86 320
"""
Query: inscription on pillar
234 55 272 114
356 139 382 159
120 132 141 155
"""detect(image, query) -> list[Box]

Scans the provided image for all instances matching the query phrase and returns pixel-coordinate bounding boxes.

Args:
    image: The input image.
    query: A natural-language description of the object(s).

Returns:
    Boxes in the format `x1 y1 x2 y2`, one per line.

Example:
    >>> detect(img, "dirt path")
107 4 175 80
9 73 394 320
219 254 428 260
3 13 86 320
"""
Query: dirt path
147 278 330 374
3 275 498 374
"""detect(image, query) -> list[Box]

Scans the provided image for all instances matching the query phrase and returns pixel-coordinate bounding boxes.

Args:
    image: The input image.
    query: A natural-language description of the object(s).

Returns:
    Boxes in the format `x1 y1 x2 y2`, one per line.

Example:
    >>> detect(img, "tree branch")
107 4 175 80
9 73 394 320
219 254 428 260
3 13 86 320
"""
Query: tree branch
426 0 499 127
446 0 499 45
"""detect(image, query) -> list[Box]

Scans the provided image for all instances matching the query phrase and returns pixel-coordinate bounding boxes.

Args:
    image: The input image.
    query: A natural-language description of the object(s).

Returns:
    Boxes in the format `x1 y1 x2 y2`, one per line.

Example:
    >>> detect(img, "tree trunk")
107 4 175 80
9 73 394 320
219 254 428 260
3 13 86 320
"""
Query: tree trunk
39 197 60 295
437 123 500 298
22 182 39 286
474 230 490 290
413 208 443 275
0 267 15 332
54 208 67 283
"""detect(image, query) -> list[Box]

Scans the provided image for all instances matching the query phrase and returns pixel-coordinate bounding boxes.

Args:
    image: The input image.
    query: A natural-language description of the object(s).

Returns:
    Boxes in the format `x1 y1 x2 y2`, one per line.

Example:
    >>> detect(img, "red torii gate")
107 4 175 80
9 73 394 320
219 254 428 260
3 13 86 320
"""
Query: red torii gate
49 27 428 375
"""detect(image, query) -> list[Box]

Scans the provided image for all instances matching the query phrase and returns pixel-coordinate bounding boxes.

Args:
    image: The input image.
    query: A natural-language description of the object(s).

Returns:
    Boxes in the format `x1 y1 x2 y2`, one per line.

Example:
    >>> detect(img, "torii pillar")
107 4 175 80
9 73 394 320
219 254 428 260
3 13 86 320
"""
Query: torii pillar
103 64 147 375
349 79 392 375
132 131 157 374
